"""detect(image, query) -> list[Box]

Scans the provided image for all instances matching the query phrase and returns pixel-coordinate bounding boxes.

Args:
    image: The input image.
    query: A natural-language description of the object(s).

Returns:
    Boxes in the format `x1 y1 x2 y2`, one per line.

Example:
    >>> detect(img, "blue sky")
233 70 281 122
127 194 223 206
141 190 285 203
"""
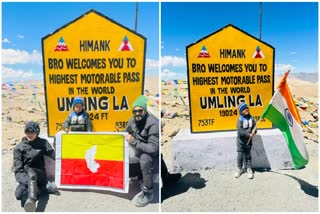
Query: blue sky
161 2 318 80
1 2 159 83
2 2 319 83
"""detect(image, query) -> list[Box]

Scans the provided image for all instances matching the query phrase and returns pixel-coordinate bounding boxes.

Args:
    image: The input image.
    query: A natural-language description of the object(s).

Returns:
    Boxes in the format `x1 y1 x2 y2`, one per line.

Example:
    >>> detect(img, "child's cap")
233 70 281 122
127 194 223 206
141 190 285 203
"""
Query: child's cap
238 102 248 113
72 97 84 107
24 121 40 134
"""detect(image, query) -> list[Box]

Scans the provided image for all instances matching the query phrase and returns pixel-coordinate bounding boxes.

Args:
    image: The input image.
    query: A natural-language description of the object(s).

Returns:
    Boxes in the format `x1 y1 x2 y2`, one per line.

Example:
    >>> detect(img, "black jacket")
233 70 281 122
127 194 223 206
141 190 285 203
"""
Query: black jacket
126 113 159 157
63 110 92 132
13 136 55 185
236 114 256 151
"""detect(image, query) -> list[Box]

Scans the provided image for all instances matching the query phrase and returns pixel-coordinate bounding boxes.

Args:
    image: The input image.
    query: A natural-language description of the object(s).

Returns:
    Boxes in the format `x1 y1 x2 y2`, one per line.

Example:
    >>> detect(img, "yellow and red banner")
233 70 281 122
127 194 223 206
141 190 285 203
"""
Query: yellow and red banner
55 132 129 193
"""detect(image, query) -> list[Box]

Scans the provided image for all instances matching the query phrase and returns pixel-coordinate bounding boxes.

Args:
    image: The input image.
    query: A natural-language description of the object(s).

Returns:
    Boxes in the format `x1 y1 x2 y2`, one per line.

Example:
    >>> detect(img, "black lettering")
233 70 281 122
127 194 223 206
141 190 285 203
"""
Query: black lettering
220 49 246 58
48 58 63 69
80 40 111 52
91 86 115 95
49 74 78 84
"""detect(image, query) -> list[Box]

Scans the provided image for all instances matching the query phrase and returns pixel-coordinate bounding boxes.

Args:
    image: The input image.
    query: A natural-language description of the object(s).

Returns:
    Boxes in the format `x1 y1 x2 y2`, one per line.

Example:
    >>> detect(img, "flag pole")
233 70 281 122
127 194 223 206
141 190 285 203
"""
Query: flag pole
135 2 138 32
246 70 291 145
259 2 262 40
246 118 262 145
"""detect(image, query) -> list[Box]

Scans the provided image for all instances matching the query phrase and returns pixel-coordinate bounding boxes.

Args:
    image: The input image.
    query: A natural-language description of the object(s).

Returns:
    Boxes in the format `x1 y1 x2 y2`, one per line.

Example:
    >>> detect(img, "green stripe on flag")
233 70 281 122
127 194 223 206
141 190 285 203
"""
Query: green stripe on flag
262 104 308 169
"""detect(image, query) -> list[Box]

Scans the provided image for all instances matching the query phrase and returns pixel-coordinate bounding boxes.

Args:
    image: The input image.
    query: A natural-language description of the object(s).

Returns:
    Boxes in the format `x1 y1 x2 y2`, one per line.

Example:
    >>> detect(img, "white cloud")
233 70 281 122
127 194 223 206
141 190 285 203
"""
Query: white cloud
17 34 24 39
146 59 159 70
161 69 177 80
289 52 296 55
275 64 296 71
161 68 186 80
161 55 186 66
2 66 36 82
2 38 10 43
175 48 180 51
2 49 42 65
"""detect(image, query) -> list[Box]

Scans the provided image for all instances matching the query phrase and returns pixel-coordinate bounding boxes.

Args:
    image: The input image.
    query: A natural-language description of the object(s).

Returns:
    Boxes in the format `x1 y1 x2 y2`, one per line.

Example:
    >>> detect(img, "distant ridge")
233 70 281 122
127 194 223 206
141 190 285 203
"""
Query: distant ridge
276 72 318 83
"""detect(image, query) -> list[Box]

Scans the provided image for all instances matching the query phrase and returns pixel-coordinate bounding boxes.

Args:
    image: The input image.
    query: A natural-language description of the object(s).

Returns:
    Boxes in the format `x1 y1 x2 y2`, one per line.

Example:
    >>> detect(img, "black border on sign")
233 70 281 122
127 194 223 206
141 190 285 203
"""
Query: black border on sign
41 9 147 137
185 24 275 133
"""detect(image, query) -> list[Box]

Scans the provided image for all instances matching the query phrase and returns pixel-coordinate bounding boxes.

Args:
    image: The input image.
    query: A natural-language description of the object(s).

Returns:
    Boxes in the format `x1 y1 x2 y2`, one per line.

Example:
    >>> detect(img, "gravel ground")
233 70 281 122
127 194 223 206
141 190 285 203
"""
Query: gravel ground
2 148 160 212
161 139 318 212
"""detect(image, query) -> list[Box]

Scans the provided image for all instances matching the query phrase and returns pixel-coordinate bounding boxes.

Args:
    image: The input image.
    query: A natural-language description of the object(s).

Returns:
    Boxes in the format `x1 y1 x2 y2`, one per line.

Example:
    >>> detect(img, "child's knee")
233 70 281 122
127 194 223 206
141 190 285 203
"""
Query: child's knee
15 184 27 200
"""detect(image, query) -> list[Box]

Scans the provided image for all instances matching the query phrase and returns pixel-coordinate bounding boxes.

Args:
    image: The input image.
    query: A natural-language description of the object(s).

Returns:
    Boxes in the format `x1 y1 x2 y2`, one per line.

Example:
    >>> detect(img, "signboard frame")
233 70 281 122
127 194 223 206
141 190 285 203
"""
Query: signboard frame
41 9 146 137
186 24 275 133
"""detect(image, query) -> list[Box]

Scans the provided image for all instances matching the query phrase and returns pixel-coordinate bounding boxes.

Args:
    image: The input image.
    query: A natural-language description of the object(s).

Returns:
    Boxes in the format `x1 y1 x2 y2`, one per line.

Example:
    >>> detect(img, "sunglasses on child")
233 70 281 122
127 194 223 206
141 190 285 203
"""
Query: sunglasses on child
132 109 144 114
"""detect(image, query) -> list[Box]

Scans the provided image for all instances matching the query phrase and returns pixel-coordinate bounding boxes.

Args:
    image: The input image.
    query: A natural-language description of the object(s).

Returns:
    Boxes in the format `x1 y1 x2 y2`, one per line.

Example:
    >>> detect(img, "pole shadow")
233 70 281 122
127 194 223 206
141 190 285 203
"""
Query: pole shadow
161 172 207 203
270 171 318 198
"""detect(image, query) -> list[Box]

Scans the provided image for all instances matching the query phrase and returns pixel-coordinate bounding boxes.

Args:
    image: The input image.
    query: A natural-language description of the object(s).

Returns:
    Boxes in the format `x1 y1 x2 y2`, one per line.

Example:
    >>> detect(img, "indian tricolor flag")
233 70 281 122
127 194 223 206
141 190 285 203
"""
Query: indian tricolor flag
55 132 129 193
261 71 309 169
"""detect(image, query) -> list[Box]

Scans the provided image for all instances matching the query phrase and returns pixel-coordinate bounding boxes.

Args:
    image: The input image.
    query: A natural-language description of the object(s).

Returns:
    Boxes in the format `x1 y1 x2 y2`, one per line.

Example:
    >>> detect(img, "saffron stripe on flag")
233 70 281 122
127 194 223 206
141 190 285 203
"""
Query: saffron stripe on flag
61 159 124 188
279 83 302 124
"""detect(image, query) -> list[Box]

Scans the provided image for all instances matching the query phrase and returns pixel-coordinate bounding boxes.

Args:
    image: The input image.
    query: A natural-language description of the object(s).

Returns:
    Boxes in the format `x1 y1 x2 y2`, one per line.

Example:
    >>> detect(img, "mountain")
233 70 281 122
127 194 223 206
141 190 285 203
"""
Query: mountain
281 72 318 83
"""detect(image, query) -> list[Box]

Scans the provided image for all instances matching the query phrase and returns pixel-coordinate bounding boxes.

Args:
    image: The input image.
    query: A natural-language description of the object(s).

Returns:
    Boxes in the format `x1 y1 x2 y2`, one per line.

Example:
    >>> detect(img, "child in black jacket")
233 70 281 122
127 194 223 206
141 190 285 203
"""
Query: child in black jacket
14 121 57 211
234 102 256 179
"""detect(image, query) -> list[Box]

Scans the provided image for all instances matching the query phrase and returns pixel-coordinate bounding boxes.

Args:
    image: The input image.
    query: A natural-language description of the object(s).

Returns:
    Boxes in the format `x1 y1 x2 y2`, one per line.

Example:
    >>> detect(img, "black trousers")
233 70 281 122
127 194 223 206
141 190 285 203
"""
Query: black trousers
129 148 155 190
237 148 252 169
15 168 47 203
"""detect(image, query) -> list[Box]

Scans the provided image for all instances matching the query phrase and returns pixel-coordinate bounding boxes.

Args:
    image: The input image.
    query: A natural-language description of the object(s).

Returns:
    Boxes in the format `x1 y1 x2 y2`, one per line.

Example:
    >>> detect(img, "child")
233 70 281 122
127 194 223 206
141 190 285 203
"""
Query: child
14 121 57 212
234 102 256 179
64 96 92 132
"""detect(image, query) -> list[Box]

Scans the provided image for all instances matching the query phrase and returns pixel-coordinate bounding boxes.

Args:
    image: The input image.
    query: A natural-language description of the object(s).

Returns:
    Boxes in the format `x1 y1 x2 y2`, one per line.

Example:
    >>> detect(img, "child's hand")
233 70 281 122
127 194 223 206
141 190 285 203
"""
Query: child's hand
249 132 255 137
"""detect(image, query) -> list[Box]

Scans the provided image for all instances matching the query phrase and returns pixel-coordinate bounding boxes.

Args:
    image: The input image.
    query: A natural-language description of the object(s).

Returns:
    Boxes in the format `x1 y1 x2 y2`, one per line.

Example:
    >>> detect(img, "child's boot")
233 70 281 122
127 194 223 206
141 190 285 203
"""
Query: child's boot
24 198 36 212
24 180 38 212
234 168 243 178
247 168 254 179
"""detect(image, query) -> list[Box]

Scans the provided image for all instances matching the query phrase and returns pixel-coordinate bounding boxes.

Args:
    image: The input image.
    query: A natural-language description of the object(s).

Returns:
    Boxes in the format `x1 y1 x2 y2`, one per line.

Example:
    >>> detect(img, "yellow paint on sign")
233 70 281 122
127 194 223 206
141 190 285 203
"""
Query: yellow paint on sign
187 24 274 132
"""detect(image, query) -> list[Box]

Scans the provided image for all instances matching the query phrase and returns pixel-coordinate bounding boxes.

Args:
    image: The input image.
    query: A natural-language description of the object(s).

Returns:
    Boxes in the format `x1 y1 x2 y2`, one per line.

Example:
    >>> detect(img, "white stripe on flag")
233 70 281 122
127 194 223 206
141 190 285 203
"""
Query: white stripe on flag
272 92 309 161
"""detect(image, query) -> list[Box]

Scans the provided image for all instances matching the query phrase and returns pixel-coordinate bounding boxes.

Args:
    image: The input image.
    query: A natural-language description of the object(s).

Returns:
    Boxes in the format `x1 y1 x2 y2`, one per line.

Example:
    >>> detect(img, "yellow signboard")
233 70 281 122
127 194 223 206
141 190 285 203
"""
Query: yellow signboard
186 24 274 133
42 10 146 137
